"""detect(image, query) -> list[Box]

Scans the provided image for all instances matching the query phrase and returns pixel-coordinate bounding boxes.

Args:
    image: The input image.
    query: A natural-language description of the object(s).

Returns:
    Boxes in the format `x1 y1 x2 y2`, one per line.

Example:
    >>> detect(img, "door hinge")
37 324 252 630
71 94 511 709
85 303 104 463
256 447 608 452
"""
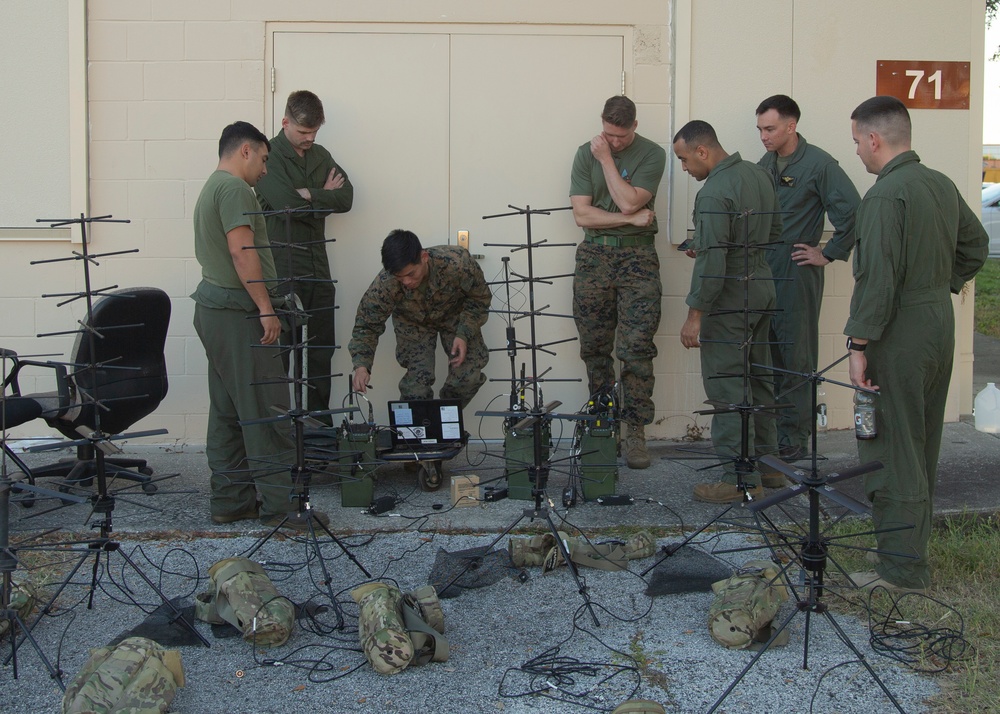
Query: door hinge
621 71 626 95
270 67 276 94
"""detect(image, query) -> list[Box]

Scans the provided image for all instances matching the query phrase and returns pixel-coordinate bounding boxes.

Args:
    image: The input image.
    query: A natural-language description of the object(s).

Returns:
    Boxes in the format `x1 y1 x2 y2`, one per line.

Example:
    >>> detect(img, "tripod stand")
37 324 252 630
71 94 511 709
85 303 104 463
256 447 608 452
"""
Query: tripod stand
238 206 370 627
0 398 83 687
437 204 601 624
7 215 210 662
705 454 904 712
646 206 787 574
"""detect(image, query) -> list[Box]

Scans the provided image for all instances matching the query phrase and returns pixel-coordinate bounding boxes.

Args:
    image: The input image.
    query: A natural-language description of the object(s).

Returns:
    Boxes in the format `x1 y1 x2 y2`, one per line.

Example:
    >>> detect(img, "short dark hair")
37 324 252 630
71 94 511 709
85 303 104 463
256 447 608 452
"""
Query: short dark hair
673 120 720 149
381 229 423 274
601 96 637 128
851 96 911 146
218 121 270 158
285 90 325 128
756 94 801 121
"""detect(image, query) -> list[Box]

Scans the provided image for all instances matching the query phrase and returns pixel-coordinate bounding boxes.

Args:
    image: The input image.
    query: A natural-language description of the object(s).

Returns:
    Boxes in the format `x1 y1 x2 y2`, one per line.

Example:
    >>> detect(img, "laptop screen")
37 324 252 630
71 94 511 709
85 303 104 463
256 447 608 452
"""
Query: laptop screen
388 399 464 448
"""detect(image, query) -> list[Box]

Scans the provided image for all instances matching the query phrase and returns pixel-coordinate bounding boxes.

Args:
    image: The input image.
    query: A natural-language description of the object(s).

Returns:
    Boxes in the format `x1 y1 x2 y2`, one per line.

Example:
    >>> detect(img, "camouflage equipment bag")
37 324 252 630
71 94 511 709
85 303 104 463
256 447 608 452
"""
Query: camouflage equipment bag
527 530 656 572
195 557 295 648
352 582 413 674
611 699 666 714
351 582 449 674
708 560 789 650
62 636 184 714
508 533 556 567
0 580 37 639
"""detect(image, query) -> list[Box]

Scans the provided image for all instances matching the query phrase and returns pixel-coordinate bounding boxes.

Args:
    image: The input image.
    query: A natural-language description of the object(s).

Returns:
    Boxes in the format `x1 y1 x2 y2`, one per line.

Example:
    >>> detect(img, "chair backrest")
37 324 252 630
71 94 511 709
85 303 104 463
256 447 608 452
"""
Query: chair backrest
66 287 171 436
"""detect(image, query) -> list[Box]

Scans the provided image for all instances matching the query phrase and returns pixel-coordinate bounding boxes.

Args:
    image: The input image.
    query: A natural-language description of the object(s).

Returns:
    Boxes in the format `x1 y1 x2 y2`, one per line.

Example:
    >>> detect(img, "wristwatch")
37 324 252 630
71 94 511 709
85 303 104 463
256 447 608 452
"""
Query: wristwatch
846 337 867 352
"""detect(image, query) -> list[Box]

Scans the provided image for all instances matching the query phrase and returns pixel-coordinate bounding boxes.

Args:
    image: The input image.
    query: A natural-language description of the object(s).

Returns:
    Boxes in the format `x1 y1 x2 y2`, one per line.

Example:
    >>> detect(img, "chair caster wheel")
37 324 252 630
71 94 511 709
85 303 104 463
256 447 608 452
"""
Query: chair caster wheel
141 483 158 494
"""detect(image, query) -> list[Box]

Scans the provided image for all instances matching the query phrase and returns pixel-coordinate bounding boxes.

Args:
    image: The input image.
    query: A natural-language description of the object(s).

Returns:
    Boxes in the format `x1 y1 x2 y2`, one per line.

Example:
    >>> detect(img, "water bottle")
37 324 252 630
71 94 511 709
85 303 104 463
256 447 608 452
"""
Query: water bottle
815 386 828 433
854 390 877 440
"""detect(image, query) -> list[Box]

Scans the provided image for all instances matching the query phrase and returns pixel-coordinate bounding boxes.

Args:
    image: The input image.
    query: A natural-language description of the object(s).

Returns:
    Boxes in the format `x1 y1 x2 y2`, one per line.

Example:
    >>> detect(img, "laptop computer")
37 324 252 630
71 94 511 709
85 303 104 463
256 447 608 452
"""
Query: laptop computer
388 399 464 451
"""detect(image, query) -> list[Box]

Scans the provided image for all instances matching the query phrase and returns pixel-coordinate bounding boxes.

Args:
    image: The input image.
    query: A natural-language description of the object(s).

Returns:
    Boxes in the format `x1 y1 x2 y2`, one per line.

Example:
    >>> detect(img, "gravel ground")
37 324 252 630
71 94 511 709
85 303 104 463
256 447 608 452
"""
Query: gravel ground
2 527 938 714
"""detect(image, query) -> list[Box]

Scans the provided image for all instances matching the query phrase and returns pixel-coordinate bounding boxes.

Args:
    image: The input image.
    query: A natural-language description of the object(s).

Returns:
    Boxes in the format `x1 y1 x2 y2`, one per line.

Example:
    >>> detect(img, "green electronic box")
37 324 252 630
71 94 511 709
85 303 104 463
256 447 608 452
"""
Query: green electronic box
339 423 377 508
578 423 618 500
504 422 551 500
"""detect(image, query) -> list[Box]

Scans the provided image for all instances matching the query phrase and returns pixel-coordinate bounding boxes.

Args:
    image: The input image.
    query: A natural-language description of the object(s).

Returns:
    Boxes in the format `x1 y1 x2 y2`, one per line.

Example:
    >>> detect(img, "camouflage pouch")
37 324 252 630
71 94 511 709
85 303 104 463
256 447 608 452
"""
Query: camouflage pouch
401 587 449 666
708 560 789 650
623 530 656 560
62 636 184 714
351 582 413 675
404 585 445 634
611 699 667 714
0 581 37 639
508 533 555 567
195 557 295 648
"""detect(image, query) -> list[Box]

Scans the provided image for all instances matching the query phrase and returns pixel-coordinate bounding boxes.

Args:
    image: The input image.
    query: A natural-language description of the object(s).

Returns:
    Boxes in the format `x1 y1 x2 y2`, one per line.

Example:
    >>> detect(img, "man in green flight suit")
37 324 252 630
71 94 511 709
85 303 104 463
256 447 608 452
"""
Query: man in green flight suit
192 121 328 530
844 96 987 592
570 95 666 470
349 229 492 409
756 95 861 462
673 120 782 503
256 90 354 417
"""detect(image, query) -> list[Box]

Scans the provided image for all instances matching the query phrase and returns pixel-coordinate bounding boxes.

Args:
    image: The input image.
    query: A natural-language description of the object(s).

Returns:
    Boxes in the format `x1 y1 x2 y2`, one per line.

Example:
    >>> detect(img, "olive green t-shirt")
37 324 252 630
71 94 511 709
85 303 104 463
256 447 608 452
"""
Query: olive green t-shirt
193 170 275 291
568 132 666 238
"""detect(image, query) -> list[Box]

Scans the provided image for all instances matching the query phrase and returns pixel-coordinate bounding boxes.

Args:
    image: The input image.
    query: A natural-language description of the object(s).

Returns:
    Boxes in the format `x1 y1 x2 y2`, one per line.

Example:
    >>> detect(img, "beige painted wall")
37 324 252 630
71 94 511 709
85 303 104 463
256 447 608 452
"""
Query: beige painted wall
0 0 987 446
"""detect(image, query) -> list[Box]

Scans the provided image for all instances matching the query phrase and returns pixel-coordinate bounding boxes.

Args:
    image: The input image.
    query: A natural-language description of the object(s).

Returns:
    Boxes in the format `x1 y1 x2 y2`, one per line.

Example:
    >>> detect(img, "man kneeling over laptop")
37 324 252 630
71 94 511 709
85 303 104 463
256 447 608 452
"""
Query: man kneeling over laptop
349 229 492 408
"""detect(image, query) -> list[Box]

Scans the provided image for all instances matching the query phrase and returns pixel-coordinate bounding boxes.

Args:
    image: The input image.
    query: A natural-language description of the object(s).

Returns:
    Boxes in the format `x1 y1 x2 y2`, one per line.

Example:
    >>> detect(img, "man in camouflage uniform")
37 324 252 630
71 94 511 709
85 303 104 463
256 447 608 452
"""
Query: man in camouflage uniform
349 230 492 408
673 120 781 503
755 95 861 461
256 90 354 417
570 95 666 469
844 97 987 592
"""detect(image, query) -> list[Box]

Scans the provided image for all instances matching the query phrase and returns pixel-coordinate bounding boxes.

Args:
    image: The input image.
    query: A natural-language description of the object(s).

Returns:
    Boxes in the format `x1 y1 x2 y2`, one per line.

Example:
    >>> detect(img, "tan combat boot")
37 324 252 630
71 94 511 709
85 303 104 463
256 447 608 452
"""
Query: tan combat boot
623 423 651 469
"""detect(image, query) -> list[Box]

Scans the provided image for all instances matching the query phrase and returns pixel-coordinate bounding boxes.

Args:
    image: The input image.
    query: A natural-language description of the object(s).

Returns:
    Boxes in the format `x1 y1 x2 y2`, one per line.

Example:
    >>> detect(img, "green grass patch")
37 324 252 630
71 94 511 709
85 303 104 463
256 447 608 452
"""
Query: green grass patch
823 513 1000 712
975 259 1000 338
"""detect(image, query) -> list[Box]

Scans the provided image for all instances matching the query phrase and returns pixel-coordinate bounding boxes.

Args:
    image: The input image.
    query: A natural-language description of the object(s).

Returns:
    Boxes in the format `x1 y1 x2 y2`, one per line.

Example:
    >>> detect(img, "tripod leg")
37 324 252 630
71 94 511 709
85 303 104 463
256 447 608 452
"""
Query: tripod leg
112 547 211 648
5 547 93 667
436 512 526 597
3 610 65 689
542 511 600 627
707 602 801 714
302 519 345 630
640 502 737 577
313 516 371 578
87 546 101 610
822 609 906 713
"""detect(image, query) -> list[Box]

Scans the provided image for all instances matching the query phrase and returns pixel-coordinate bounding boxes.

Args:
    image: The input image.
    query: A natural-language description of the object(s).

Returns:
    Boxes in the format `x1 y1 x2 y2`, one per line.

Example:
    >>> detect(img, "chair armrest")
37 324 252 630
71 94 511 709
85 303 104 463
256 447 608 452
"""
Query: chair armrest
1 348 23 395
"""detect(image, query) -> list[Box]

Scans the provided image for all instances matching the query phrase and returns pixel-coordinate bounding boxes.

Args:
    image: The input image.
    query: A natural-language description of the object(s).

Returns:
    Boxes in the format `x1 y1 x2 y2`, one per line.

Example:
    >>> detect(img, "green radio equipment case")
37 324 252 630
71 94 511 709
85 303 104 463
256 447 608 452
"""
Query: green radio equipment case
578 417 618 501
504 420 551 500
340 422 377 507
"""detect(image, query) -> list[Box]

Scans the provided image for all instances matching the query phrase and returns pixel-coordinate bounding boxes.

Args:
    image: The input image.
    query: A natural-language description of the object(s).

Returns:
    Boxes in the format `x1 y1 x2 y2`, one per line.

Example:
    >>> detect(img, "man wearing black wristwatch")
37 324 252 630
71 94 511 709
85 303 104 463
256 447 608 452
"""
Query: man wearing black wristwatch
843 97 986 594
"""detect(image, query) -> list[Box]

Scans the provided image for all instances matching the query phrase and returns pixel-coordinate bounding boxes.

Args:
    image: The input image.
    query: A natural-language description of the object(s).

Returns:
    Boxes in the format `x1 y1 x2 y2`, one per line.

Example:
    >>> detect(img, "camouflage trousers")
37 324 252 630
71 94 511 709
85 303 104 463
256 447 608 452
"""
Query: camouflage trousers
392 318 488 409
572 242 661 426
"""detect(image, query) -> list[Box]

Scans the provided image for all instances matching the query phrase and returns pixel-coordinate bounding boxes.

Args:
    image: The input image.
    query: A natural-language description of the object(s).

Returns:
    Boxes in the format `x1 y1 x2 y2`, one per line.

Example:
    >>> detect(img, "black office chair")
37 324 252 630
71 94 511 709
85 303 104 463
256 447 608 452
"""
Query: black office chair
24 287 171 489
